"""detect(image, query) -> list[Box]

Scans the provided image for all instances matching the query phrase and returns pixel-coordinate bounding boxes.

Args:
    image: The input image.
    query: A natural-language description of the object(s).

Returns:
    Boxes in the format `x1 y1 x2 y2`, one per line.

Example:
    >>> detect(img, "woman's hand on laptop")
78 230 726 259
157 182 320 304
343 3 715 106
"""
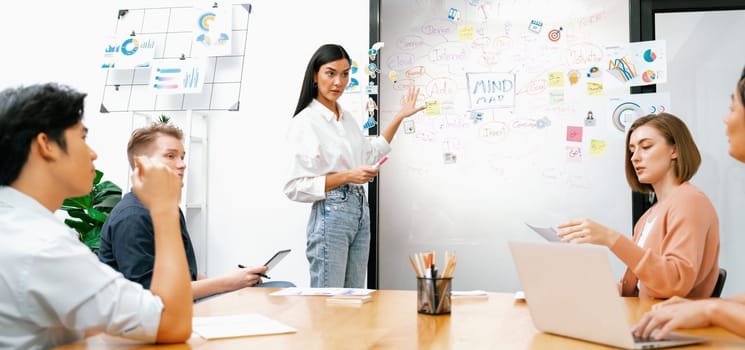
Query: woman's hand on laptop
632 300 715 340
556 218 621 247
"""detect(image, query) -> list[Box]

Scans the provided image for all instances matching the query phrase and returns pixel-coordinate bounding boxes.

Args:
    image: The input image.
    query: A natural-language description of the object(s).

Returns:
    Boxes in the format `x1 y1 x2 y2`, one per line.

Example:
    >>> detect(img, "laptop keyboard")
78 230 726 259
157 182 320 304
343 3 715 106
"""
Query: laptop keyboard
634 334 670 343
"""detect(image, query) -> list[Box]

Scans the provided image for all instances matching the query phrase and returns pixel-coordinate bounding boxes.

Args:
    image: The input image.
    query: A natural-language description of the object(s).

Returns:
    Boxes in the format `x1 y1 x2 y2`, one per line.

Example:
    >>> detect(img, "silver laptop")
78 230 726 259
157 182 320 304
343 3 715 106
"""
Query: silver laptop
508 241 707 349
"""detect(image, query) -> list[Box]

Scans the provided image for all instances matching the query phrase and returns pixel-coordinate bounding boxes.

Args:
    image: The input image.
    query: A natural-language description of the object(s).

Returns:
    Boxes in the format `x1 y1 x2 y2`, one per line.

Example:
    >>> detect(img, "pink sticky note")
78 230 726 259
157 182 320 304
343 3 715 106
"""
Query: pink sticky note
566 126 583 142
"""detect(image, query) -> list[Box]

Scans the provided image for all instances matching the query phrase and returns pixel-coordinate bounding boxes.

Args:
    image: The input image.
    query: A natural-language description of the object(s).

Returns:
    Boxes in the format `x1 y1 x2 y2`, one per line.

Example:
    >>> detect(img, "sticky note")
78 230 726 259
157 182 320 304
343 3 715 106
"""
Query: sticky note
549 90 564 104
566 126 583 142
548 72 565 88
458 25 474 41
587 82 603 96
590 139 607 156
425 100 441 115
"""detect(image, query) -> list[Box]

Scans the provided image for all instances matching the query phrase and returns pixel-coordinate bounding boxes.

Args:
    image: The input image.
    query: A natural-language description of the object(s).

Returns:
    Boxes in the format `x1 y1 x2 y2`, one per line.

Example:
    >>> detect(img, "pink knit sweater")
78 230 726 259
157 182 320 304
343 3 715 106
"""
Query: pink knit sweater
612 182 720 299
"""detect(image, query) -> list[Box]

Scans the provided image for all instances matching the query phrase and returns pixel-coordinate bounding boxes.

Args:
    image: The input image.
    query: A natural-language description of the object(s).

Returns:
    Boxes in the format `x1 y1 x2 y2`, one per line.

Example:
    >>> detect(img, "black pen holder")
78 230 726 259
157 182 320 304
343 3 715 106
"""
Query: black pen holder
417 277 452 315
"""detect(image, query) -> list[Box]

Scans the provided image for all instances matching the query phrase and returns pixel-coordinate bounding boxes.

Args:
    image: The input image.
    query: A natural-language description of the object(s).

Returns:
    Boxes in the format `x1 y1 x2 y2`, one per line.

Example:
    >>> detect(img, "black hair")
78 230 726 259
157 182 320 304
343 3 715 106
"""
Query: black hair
293 44 351 117
0 83 86 185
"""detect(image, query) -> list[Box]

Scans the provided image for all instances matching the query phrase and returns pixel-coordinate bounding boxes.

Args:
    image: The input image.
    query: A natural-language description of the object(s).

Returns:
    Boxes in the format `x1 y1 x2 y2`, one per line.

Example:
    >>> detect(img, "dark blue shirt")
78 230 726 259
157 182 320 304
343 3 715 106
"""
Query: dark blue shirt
99 192 198 288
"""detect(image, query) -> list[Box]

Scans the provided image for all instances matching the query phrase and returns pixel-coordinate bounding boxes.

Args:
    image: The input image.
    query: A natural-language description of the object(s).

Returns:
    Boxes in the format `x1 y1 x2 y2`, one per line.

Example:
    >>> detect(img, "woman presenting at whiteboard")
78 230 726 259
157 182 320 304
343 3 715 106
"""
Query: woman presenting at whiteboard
283 44 425 288
557 113 720 299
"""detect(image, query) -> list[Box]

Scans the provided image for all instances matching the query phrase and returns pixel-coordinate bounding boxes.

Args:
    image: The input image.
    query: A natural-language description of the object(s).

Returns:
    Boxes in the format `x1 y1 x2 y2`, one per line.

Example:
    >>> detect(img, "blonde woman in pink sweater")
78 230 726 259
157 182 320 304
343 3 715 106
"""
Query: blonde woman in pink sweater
558 113 720 299
632 66 745 340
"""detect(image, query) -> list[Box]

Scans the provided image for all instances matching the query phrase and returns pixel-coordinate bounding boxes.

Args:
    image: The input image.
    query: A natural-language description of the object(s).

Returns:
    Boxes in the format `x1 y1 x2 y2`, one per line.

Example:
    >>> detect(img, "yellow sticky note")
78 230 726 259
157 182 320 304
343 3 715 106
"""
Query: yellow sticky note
590 139 607 156
587 82 603 96
457 25 474 41
425 100 441 115
548 72 565 88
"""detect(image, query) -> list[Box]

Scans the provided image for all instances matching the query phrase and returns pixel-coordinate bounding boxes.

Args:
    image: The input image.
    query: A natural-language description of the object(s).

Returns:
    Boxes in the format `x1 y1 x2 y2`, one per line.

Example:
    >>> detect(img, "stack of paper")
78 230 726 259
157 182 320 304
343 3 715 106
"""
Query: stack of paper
192 313 296 340
326 295 372 304
270 287 374 296
450 290 489 299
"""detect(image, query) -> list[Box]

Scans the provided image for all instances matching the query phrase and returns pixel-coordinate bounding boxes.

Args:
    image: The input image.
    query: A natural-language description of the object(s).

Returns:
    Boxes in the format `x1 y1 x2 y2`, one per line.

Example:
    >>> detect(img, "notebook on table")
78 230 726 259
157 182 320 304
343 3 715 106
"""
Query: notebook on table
508 241 707 349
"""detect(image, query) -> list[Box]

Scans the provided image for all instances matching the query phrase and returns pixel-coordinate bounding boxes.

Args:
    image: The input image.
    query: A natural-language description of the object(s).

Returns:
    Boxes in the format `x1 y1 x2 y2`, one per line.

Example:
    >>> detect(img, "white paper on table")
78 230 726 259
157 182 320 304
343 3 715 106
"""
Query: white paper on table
270 287 374 296
192 313 296 339
525 223 562 242
451 290 489 298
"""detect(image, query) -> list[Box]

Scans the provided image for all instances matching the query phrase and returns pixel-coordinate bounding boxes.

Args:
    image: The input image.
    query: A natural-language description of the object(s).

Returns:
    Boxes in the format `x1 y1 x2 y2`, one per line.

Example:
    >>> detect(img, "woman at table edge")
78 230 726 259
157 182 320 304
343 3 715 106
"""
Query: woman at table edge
633 65 745 340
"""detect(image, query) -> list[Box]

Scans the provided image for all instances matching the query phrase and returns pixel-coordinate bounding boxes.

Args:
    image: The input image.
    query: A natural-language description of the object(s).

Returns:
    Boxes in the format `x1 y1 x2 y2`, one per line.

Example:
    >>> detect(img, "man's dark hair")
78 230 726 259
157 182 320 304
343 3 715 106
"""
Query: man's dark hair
0 83 86 185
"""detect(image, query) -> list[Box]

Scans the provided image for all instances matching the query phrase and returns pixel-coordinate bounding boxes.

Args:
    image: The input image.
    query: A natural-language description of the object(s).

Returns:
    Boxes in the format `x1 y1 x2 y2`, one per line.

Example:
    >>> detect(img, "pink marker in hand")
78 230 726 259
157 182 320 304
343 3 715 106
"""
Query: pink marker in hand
372 155 389 169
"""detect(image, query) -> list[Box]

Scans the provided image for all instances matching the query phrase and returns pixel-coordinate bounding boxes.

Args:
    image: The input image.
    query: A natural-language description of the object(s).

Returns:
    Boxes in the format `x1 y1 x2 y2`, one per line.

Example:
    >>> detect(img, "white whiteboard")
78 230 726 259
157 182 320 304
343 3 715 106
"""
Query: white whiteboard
378 0 632 291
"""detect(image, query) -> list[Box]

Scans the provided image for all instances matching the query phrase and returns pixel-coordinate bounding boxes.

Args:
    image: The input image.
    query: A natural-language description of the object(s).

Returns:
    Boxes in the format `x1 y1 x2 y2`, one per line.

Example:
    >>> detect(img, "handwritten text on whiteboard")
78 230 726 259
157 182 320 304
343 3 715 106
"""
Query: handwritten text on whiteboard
466 72 515 110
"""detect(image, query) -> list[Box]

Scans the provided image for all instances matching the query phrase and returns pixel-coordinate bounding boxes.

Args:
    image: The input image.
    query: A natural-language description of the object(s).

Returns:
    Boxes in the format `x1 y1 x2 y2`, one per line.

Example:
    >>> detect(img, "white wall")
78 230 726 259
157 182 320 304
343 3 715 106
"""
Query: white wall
204 0 370 287
0 0 370 287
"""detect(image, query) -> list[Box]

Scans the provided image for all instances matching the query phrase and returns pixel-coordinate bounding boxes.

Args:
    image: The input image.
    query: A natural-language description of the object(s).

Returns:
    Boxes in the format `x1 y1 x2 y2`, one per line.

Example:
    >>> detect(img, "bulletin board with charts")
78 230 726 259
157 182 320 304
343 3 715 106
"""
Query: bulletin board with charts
99 2 252 113
376 0 670 292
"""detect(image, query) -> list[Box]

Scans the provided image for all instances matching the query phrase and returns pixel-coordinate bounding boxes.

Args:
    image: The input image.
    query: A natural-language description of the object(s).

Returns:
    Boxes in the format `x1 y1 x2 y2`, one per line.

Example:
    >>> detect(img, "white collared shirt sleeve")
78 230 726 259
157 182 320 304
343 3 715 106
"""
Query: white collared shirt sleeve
0 187 164 348
24 235 164 341
284 100 391 203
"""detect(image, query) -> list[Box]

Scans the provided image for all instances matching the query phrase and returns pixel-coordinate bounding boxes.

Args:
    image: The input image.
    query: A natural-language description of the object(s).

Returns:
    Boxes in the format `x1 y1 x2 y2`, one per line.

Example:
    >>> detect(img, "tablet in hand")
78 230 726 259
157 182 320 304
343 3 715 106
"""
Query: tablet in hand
264 249 291 271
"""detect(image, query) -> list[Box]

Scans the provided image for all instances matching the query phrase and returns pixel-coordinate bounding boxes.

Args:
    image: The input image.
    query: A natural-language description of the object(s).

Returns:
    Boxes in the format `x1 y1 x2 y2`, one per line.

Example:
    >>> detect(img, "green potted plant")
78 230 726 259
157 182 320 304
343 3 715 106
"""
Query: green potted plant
60 169 122 253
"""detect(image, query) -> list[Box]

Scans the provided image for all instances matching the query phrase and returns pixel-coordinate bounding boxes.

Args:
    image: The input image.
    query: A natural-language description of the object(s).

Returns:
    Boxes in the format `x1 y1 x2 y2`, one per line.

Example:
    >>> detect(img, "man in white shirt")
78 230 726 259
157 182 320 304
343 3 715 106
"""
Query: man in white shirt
0 83 193 348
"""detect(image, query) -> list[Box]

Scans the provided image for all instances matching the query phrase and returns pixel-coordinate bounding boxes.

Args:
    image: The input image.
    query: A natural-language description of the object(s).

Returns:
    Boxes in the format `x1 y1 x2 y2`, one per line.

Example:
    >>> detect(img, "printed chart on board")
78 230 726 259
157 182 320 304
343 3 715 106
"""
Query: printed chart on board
99 3 252 112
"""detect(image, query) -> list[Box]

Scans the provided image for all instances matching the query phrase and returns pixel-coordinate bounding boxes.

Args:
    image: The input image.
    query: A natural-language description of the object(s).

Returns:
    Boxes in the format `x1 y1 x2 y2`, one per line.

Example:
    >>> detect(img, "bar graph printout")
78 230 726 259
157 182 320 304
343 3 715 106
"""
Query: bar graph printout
148 58 207 95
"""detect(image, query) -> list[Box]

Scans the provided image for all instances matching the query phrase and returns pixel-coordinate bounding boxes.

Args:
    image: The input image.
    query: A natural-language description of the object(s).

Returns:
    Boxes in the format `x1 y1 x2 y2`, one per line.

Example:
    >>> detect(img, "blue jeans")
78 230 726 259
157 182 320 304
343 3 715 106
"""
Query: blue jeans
306 184 370 288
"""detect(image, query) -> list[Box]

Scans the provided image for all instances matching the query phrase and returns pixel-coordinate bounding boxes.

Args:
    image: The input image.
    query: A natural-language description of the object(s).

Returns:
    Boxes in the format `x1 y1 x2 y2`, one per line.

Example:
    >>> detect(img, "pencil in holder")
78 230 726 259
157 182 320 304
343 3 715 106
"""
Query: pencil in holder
417 277 452 315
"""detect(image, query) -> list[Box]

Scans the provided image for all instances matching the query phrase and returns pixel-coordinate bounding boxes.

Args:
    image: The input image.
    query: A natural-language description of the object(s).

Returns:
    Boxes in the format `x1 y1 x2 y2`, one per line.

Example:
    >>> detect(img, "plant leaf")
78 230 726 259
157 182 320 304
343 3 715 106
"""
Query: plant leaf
82 226 102 251
64 219 94 234
62 168 122 253
62 195 91 209
94 196 122 211
94 180 122 195
66 209 91 221
93 170 103 185
87 207 108 223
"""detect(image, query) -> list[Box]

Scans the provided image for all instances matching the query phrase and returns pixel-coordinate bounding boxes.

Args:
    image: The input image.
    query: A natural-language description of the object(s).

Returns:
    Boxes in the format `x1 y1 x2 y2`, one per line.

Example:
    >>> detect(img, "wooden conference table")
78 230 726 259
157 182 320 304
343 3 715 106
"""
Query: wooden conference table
57 288 744 349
